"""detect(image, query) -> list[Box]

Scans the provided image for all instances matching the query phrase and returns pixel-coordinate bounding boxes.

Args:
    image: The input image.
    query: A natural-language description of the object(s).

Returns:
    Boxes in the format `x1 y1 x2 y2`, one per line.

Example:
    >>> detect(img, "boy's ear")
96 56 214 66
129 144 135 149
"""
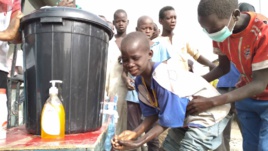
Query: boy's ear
159 19 163 25
113 20 115 25
149 49 153 59
233 9 240 21
136 27 138 31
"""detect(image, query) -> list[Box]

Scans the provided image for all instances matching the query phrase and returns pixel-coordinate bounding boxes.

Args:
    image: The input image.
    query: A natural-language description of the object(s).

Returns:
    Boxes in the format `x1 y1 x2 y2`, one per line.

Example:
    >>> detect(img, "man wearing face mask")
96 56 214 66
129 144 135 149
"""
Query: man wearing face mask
214 2 255 151
187 0 268 151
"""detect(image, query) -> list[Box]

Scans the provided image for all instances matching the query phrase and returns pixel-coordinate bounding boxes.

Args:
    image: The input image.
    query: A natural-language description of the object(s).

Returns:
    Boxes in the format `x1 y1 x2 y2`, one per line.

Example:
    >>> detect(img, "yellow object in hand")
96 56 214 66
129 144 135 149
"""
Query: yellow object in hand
210 79 219 88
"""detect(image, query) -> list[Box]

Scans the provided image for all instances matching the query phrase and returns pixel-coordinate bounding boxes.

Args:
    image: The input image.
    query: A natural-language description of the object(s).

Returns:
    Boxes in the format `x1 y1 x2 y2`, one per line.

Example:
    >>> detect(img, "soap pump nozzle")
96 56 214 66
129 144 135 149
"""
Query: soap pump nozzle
49 80 63 95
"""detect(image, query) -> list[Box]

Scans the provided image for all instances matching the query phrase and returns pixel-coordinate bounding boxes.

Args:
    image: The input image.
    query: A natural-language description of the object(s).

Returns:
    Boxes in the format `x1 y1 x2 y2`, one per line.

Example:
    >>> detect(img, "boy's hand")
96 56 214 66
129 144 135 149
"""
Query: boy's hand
126 77 135 90
122 75 135 90
118 130 138 141
186 95 214 115
111 135 122 149
111 131 138 150
114 139 143 150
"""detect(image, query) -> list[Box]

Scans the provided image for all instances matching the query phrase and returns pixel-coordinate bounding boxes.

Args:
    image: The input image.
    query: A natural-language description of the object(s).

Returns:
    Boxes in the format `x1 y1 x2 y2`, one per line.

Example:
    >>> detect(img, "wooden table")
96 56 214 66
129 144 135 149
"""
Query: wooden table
0 124 108 151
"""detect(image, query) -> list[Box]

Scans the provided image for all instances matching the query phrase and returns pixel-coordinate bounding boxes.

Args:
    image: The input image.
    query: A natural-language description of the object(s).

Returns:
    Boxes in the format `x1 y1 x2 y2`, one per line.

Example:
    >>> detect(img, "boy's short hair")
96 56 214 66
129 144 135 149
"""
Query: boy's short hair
238 2 255 12
121 32 150 52
113 9 127 19
198 0 238 19
98 15 107 21
137 16 153 27
159 6 175 19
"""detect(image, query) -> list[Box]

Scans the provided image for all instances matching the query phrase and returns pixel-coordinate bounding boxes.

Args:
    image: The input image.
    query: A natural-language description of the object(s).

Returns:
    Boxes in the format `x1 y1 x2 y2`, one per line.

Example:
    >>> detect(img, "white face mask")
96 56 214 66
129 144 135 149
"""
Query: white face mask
203 14 236 42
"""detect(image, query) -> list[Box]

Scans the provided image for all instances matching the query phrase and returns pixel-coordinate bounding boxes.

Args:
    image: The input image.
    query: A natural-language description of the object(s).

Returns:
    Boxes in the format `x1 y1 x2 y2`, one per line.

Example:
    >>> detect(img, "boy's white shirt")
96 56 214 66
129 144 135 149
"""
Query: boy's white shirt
154 36 188 70
152 60 230 127
154 35 201 71
105 37 126 97
105 37 128 134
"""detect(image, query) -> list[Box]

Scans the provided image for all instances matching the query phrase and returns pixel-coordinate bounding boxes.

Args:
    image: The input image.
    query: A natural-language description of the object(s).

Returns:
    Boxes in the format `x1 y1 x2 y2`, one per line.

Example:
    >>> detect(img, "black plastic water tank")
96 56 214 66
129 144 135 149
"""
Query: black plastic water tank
21 7 113 135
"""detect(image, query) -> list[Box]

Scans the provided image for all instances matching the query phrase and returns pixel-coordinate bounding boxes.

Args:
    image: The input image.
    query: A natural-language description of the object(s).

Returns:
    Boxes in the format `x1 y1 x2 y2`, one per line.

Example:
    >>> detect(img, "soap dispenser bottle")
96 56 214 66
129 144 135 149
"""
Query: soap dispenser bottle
41 80 65 139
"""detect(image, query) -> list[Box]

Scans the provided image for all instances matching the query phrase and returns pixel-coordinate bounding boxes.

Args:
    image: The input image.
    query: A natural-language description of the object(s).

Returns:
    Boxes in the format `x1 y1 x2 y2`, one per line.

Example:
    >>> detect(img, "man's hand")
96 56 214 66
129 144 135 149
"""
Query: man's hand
58 0 76 7
10 10 23 29
0 11 23 42
187 96 215 115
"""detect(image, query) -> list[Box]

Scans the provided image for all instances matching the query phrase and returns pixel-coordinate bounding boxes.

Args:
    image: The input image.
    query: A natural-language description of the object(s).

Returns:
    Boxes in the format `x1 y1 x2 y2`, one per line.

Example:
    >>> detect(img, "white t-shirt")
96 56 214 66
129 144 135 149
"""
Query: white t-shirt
0 7 12 73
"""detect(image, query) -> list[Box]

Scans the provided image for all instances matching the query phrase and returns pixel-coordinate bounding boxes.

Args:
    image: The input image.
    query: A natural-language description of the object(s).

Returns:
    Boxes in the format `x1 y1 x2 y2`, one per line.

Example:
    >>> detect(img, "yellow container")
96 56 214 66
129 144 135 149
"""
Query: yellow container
41 80 65 139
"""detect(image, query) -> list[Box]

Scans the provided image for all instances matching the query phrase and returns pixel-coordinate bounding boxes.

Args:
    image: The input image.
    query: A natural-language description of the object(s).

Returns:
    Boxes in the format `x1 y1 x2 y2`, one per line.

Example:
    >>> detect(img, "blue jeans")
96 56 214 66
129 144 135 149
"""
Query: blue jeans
162 116 231 151
235 98 268 151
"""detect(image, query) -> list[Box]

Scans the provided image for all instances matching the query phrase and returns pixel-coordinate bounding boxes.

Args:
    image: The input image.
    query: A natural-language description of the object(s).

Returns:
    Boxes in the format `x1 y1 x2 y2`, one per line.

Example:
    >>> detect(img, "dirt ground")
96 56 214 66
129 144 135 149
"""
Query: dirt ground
230 120 243 151
158 119 243 151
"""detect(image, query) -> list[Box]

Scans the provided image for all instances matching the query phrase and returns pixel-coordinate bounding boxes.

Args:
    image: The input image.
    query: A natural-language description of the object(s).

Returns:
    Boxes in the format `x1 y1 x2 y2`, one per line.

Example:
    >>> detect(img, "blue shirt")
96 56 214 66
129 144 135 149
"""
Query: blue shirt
135 63 189 128
125 42 170 103
151 41 170 62
217 63 240 88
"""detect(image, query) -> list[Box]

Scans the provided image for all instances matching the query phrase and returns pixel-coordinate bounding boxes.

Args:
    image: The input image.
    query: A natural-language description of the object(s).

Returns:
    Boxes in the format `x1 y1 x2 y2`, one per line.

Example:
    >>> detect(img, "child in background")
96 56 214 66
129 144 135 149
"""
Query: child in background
105 9 129 135
151 23 160 40
156 6 216 71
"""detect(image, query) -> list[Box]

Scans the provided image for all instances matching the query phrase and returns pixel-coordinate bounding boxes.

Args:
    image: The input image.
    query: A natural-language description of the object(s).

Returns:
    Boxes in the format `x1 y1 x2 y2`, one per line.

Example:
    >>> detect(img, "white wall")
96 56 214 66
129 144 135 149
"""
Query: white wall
259 0 268 16
239 0 268 16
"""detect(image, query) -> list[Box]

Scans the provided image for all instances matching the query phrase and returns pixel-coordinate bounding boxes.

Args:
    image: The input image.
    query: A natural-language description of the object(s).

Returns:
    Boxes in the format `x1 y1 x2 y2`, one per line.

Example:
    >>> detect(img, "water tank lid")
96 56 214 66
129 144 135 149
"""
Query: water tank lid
21 7 113 40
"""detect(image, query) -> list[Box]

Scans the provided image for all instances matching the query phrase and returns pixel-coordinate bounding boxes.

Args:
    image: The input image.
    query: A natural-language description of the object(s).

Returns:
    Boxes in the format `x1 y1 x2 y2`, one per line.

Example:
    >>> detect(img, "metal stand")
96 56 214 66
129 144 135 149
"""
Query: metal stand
7 45 24 128
6 0 26 128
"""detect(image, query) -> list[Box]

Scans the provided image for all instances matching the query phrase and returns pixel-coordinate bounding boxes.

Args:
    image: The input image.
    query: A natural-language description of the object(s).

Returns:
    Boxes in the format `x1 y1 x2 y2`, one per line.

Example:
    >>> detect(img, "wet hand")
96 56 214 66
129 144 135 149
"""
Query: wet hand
117 130 137 141
111 131 137 147
111 135 123 149
115 140 142 150
112 131 138 150
186 96 214 115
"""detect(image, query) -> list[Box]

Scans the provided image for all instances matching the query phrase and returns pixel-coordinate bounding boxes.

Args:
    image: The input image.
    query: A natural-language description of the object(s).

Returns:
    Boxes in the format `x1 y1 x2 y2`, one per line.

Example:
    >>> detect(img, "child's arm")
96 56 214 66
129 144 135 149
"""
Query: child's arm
202 55 231 82
117 123 166 150
187 67 268 115
131 114 158 138
0 0 22 43
186 43 216 70
196 55 216 71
